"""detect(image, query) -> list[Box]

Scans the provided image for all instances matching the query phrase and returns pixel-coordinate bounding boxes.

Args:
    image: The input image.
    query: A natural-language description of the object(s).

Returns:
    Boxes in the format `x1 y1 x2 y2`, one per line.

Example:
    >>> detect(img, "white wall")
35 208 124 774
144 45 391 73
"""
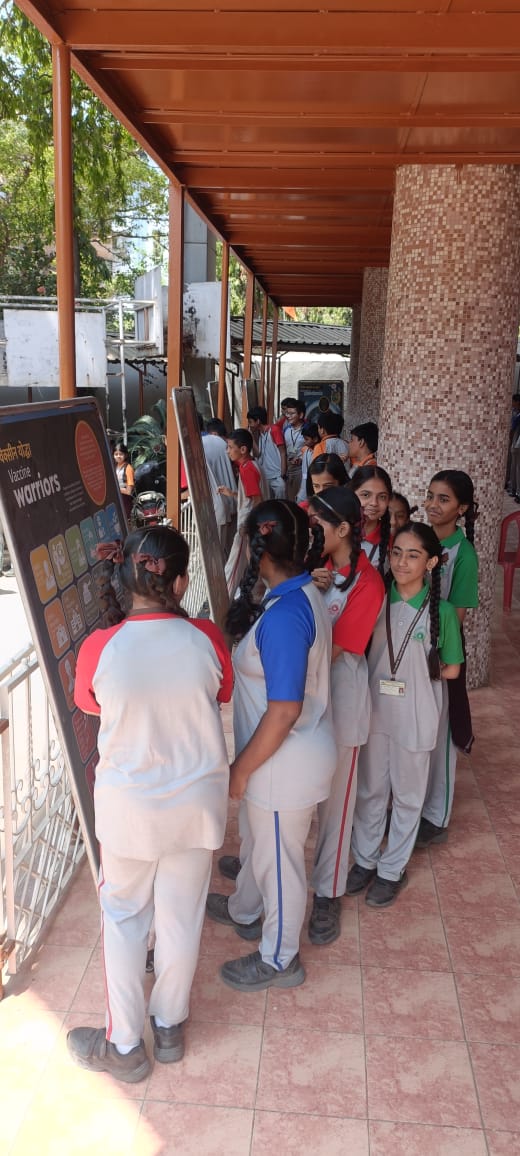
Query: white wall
4 310 107 390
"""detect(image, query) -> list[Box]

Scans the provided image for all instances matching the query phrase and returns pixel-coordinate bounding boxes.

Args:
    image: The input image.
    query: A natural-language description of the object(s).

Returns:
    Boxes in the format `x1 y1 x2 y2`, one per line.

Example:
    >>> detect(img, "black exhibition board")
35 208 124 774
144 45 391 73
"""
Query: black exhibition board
171 387 229 631
0 397 127 883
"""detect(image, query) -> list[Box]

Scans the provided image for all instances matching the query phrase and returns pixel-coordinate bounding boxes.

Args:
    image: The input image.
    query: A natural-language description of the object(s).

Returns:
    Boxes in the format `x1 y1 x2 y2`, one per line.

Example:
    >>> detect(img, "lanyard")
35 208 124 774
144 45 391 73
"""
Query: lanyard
385 590 430 679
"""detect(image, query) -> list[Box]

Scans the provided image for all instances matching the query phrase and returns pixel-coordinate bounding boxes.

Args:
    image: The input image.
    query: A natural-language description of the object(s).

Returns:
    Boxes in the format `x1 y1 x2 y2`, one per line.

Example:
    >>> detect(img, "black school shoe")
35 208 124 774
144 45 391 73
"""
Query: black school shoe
220 949 305 992
415 818 449 849
150 1016 185 1063
365 871 408 908
206 892 262 940
218 854 241 881
345 863 377 895
308 895 341 945
67 1027 150 1083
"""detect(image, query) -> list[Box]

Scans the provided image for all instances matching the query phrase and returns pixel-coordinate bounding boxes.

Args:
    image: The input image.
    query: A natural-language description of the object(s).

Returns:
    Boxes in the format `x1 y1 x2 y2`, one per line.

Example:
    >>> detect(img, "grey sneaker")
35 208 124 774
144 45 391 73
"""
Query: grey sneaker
415 819 448 848
308 895 341 945
345 863 377 895
206 893 262 940
67 1027 150 1084
150 1015 184 1063
220 949 305 992
218 855 241 881
365 871 409 908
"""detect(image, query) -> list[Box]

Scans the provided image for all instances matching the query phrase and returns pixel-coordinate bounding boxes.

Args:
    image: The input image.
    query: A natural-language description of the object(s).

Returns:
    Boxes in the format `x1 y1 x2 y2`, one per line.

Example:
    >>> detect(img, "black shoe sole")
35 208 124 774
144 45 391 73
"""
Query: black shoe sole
365 872 409 909
345 870 377 896
220 962 305 992
308 924 341 946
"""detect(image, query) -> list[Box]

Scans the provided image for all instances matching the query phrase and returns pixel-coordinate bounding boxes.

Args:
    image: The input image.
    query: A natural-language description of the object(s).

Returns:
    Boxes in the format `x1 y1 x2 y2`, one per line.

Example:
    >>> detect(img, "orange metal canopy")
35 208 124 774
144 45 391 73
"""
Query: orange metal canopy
16 0 520 306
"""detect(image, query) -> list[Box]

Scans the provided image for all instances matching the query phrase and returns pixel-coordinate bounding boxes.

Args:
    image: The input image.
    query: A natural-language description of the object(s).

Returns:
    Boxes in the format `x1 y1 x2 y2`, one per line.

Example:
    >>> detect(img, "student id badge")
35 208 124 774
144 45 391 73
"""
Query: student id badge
379 678 406 697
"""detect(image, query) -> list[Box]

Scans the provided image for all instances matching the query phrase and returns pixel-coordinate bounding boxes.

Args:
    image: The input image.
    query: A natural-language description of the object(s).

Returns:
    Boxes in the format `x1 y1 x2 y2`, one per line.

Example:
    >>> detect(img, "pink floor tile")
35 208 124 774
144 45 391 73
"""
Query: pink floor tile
429 831 505 873
189 953 267 1026
44 887 101 948
435 871 520 923
363 967 463 1040
12 1084 142 1154
381 863 441 917
10 943 93 1011
199 914 260 958
470 1043 520 1131
486 1131 520 1155
444 916 520 976
300 900 360 966
369 1121 487 1155
456 973 520 1043
359 911 451 972
366 1036 480 1127
145 1021 262 1108
37 1012 147 1102
0 1091 35 1150
252 1110 369 1154
69 945 107 1014
136 1102 253 1156
265 961 363 1034
256 1024 366 1118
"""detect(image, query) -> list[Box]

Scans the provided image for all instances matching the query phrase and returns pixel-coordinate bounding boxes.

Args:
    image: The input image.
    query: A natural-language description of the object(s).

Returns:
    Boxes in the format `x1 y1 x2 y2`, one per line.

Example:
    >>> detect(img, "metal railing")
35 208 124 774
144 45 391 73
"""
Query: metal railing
181 498 210 618
0 646 85 975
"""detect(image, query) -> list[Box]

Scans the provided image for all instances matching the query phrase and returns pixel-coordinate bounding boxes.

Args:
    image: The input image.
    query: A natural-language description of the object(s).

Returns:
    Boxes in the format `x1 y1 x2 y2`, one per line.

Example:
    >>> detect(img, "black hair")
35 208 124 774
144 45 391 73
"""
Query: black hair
317 411 340 436
390 491 419 519
99 526 190 625
430 469 478 545
225 500 316 641
206 418 228 437
301 420 319 441
306 452 348 497
228 428 253 453
351 464 392 577
350 422 379 453
247 405 268 424
392 521 443 680
281 396 299 409
114 440 129 458
308 486 363 593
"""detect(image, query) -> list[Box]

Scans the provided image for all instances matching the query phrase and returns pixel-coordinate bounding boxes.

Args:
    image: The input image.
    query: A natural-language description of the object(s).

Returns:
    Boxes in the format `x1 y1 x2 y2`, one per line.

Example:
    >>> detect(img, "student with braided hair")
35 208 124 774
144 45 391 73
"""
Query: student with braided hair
206 499 336 991
351 464 392 577
68 526 232 1082
346 522 463 908
306 487 385 943
417 469 479 847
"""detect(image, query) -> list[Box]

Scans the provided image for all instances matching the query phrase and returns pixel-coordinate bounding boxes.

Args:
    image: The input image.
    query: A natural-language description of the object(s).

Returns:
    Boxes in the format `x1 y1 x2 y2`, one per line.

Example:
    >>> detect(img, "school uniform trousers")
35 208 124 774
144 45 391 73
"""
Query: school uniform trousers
228 576 336 968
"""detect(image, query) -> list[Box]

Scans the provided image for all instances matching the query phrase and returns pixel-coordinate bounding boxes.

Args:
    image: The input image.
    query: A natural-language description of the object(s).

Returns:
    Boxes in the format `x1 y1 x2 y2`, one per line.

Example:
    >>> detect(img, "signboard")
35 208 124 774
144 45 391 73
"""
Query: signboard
4 310 107 390
298 380 344 425
171 387 229 630
0 398 127 882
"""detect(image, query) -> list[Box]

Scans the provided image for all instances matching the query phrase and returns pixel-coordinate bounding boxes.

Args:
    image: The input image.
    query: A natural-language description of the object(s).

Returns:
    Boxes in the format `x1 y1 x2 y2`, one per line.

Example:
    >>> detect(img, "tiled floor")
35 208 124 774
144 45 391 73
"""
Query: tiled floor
2 555 520 1154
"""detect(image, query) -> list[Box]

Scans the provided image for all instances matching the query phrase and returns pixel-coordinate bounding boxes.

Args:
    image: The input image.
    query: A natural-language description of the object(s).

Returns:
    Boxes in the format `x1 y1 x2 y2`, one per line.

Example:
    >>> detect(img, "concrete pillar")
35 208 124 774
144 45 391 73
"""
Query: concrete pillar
379 165 520 686
346 302 361 427
355 267 388 424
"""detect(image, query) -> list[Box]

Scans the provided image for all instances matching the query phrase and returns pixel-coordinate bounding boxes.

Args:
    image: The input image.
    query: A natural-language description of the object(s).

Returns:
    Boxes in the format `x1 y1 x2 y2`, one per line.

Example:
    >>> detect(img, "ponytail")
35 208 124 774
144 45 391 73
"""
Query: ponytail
427 560 442 680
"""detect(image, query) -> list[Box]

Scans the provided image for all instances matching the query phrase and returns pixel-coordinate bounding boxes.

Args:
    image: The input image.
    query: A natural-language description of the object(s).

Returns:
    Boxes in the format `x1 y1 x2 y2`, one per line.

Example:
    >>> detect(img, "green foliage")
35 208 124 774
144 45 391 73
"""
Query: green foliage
0 1 168 297
292 306 353 326
126 400 167 468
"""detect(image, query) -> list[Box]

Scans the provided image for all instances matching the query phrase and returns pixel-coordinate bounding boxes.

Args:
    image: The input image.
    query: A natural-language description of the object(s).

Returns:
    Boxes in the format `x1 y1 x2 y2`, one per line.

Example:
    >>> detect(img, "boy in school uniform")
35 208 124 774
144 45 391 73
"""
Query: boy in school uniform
347 422 378 477
247 405 287 500
220 429 264 597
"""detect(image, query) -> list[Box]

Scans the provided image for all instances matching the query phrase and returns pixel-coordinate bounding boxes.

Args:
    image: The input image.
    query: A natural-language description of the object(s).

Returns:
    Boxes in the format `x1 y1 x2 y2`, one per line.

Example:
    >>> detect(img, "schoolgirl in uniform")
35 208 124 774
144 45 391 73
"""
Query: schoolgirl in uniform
206 500 337 991
417 469 479 847
68 526 232 1082
306 452 349 496
307 487 385 943
351 465 392 577
346 522 463 907
296 421 320 502
389 492 418 540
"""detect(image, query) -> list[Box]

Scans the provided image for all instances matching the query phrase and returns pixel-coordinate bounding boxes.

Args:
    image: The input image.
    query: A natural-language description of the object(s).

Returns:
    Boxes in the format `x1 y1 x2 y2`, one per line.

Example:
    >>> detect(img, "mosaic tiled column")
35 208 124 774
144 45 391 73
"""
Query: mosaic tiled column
355 267 388 424
346 302 361 426
379 165 520 686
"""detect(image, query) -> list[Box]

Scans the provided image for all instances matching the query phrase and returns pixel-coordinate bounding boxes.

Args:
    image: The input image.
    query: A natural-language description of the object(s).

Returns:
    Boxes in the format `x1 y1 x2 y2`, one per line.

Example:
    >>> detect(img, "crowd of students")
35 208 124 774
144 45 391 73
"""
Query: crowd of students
66 397 479 1085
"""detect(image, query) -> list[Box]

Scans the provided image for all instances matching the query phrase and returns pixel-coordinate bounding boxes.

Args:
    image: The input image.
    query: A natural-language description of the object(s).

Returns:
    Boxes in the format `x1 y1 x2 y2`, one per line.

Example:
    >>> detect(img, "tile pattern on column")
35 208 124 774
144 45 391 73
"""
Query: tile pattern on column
355 267 388 426
379 165 520 686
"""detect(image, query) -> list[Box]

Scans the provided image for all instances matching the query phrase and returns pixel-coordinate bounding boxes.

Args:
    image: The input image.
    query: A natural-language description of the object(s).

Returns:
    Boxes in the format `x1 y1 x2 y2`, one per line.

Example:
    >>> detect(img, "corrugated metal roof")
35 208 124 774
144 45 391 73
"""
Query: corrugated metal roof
230 318 351 355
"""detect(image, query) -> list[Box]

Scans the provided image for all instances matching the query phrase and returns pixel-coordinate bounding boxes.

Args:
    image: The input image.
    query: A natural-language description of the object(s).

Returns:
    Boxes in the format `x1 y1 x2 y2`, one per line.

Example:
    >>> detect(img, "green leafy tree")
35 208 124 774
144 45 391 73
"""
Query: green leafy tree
0 1 168 296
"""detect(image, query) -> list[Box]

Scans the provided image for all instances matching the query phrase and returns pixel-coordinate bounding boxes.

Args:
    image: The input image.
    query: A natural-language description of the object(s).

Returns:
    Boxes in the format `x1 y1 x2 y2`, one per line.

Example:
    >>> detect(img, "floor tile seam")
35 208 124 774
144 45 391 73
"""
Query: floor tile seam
451 966 497 1142
357 897 370 1130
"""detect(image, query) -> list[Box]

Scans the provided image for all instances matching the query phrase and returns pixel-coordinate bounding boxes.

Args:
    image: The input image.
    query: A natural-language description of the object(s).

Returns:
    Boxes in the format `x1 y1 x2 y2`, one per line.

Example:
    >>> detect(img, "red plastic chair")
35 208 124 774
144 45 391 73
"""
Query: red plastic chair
498 512 520 612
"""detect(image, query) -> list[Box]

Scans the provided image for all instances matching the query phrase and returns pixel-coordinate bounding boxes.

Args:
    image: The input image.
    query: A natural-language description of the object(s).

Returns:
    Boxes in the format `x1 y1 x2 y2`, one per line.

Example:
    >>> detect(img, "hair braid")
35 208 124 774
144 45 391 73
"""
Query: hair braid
427 561 442 680
378 508 391 577
225 531 266 640
306 521 326 570
145 571 188 617
464 500 478 545
337 519 362 592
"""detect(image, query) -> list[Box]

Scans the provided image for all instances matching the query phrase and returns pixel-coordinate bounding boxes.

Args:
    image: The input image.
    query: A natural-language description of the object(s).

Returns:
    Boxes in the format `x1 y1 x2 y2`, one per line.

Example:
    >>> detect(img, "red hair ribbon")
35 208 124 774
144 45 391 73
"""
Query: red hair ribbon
132 553 167 575
96 540 124 565
258 520 278 537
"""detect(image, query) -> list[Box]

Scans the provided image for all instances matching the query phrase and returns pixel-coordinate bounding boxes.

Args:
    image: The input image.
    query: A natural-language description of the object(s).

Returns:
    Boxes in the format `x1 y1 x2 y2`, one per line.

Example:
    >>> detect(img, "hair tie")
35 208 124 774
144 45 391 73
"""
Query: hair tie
96 540 124 565
132 552 168 575
258 520 278 537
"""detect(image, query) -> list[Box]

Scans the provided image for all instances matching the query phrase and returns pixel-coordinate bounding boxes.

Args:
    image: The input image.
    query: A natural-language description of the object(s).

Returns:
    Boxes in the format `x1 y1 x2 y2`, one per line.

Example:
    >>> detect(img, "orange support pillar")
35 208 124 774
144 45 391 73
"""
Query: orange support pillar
52 44 76 399
267 305 279 424
242 269 254 425
166 183 184 526
218 241 229 421
259 292 268 407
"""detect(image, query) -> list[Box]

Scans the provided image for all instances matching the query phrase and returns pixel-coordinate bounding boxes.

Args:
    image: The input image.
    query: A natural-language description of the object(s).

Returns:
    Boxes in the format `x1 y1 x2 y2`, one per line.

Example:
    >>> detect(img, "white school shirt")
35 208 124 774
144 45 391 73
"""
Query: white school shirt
233 575 336 811
258 428 284 484
74 615 231 859
323 569 371 748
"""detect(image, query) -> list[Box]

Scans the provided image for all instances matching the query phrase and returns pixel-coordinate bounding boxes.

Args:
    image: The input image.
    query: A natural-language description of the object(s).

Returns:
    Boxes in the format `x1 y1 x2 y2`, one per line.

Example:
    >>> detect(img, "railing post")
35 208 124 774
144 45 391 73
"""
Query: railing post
52 44 77 399
218 241 230 422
